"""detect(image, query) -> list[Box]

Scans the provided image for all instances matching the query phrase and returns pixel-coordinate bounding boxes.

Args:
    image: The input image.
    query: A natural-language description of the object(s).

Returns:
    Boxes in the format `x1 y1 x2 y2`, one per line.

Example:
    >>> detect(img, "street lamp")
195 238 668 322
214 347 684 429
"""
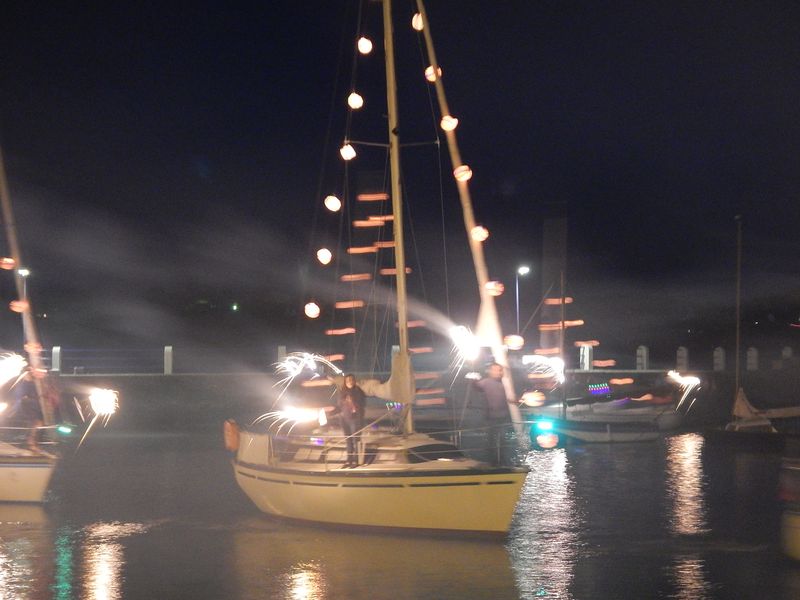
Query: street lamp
17 268 30 299
515 265 530 334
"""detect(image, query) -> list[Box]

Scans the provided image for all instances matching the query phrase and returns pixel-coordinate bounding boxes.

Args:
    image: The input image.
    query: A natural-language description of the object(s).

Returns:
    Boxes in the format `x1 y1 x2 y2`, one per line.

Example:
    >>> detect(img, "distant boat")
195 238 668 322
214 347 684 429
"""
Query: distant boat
704 388 800 452
228 0 527 535
524 362 700 446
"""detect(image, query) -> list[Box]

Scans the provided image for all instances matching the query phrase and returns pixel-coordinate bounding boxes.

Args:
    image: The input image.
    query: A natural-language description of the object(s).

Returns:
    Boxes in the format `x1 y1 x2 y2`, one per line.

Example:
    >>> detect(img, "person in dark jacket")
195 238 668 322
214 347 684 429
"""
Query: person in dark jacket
332 374 366 467
474 362 512 465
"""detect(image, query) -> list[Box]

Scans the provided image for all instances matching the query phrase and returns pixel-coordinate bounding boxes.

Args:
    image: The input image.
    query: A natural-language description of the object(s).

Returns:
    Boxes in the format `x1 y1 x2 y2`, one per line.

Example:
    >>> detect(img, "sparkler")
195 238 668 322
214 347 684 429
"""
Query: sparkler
0 353 27 388
668 370 702 411
448 325 481 385
76 388 119 450
522 355 566 385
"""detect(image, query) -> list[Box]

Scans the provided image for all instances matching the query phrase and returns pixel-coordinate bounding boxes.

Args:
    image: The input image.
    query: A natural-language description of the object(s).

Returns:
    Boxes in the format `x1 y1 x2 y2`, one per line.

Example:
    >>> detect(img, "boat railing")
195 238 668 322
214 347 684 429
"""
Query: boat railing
0 425 60 453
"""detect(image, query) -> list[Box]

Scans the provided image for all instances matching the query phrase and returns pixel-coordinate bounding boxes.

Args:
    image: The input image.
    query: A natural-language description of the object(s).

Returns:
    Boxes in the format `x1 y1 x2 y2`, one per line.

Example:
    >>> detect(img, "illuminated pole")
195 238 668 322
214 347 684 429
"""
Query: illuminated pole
18 267 29 299
515 265 530 334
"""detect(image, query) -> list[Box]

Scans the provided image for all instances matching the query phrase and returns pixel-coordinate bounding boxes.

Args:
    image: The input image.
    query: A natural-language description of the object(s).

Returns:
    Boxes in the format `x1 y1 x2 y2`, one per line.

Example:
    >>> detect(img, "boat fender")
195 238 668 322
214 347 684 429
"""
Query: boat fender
224 419 240 452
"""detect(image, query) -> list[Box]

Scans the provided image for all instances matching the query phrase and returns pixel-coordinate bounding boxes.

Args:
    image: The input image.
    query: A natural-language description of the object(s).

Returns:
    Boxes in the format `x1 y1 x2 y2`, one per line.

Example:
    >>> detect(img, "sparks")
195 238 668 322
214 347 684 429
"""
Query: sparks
668 370 701 411
0 353 27 388
77 388 119 450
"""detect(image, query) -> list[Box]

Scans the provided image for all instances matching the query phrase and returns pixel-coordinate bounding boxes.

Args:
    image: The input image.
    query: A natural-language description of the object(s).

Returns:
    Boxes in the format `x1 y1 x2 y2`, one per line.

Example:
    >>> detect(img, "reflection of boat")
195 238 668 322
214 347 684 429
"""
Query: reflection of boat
232 517 519 598
230 0 527 534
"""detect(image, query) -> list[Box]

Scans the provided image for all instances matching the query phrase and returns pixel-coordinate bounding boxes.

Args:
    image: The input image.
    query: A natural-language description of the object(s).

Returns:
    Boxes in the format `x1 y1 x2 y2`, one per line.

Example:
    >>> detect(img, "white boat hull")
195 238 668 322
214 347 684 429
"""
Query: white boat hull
0 455 56 503
233 432 526 535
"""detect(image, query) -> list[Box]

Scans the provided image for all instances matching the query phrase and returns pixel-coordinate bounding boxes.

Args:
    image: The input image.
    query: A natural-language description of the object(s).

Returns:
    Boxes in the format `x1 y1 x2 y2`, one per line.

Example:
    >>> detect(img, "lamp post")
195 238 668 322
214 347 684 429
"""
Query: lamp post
18 267 29 299
515 265 530 333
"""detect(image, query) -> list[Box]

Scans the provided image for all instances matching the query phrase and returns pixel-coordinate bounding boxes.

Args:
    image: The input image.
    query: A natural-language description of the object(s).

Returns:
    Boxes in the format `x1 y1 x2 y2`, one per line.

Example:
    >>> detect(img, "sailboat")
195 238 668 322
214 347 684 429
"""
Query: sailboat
0 146 58 503
229 0 527 535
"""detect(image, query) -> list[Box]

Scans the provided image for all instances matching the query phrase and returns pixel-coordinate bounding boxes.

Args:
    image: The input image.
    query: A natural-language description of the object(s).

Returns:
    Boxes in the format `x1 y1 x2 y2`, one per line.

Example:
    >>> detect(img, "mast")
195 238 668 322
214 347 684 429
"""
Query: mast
734 215 742 403
414 0 522 434
0 145 53 427
382 0 415 433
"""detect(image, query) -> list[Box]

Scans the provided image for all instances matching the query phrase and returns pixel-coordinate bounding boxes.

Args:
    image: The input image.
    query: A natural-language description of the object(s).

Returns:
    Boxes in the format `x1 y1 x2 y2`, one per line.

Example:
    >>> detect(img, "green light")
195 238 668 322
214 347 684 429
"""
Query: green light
57 425 73 435
231 303 239 312
535 419 554 432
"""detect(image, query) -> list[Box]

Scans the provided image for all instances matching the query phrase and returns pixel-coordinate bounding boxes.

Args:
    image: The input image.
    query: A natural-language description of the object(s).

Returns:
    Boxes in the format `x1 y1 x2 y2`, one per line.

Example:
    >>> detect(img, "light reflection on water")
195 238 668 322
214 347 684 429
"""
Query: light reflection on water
510 448 579 599
666 433 708 536
0 432 796 599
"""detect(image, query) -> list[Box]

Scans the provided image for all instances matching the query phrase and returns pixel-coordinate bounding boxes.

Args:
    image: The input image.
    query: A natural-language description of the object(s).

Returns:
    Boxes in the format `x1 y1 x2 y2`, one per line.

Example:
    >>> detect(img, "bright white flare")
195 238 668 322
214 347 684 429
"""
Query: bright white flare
304 302 321 319
454 165 473 181
504 334 524 350
339 143 356 161
324 195 342 212
440 115 458 131
470 226 489 241
0 401 7 414
316 248 332 265
77 388 119 450
347 92 364 109
412 13 424 31
357 37 373 54
0 353 27 388
89 389 119 417
450 325 481 362
424 66 442 82
485 281 505 296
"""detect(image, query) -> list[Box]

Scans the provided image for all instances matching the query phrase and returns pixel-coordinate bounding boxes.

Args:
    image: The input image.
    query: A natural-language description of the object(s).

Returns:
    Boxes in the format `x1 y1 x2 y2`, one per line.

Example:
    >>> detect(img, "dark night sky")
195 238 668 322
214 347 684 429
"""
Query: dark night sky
1 1 799 365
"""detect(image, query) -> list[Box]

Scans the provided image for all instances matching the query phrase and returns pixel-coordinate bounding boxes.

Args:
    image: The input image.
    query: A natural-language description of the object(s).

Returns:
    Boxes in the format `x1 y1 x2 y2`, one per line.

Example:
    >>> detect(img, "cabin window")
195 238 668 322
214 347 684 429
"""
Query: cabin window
407 444 465 463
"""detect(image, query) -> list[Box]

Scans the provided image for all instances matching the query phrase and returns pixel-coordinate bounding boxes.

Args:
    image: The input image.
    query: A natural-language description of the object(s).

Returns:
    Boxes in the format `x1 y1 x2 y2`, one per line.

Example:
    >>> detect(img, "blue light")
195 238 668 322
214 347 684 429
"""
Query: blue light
57 425 73 435
535 419 554 432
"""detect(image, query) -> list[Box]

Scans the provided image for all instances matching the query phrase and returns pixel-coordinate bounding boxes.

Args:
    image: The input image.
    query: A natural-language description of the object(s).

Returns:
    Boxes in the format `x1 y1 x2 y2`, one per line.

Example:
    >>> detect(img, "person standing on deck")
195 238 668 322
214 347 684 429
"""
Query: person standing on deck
474 362 513 466
332 374 366 467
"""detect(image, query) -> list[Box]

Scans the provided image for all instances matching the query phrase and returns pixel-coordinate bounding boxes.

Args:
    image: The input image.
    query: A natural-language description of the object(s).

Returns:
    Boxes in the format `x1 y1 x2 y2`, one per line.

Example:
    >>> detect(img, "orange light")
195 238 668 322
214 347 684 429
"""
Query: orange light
335 300 365 309
563 320 585 327
470 226 489 241
347 246 378 254
316 248 333 265
379 267 412 275
0 257 15 270
367 214 393 221
440 115 458 131
544 297 574 305
414 372 439 380
416 387 445 395
325 354 346 362
454 165 473 181
353 220 384 228
339 143 356 161
24 342 42 354
536 433 559 449
538 323 562 331
325 327 356 336
357 192 389 202
9 299 28 313
407 320 426 328
410 347 434 354
341 273 372 282
324 195 341 212
609 378 634 385
425 65 442 82
485 281 505 296
521 391 546 407
535 347 561 355
411 13 424 31
504 334 524 350
357 37 373 54
574 340 599 347
304 302 320 319
374 241 395 248
347 92 364 109
415 397 447 406
592 359 617 367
